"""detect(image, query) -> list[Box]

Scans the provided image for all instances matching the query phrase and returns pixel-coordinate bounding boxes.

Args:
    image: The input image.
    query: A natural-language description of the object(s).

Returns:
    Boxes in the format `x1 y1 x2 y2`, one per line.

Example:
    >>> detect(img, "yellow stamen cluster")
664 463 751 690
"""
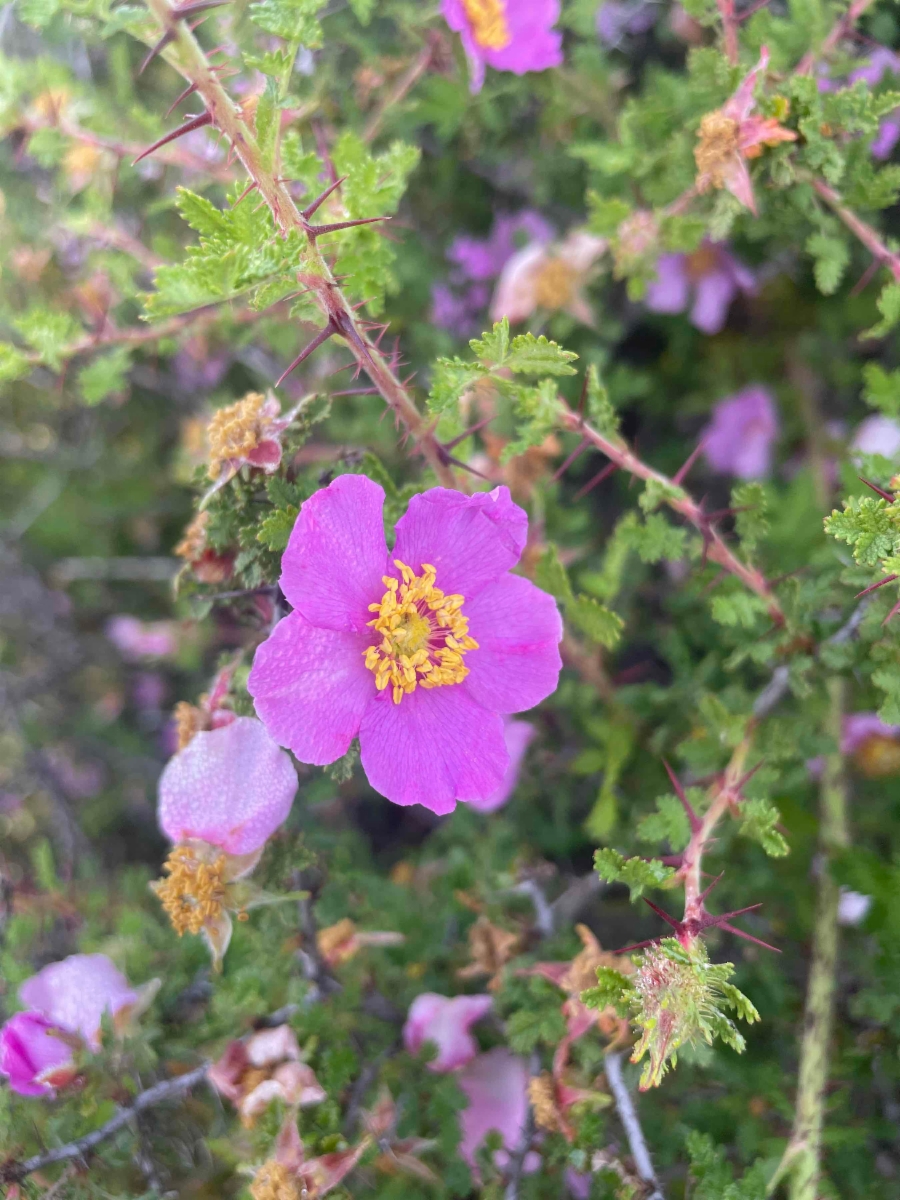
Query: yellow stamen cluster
152 844 227 936
528 1073 564 1133
172 701 206 751
364 560 478 705
694 112 740 190
462 0 511 49
175 510 210 563
533 259 575 310
250 1160 300 1200
207 392 267 480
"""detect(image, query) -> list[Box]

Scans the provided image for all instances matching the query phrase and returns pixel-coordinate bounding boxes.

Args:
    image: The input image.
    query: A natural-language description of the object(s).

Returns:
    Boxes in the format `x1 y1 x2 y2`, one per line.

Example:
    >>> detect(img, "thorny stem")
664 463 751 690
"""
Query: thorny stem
809 176 900 282
143 0 458 488
681 736 750 921
795 0 877 76
768 678 848 1199
558 403 785 625
716 0 740 65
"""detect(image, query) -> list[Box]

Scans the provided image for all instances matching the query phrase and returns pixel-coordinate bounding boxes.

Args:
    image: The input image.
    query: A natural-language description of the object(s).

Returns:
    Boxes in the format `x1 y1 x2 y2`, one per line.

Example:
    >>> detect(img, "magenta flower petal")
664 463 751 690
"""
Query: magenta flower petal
158 717 297 854
392 486 527 599
359 687 508 814
484 0 563 74
457 1048 529 1169
403 993 493 1072
463 574 562 714
466 718 535 813
0 1012 75 1096
20 954 137 1050
690 268 736 334
703 386 778 479
280 474 389 633
645 254 690 313
249 614 373 766
842 712 900 755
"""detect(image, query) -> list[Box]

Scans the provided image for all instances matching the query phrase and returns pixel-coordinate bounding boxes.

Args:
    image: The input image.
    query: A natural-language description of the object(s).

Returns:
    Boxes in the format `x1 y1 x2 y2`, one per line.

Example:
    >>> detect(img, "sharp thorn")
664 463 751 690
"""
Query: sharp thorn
882 596 900 626
164 80 199 118
696 872 724 905
713 903 763 921
572 460 618 501
301 175 348 219
673 439 707 486
173 0 230 16
616 938 662 954
856 573 899 599
552 437 590 482
138 29 175 74
715 920 781 953
330 387 379 396
443 416 493 452
642 897 683 931
232 180 258 207
662 759 702 832
733 759 765 794
308 216 391 237
132 111 212 163
275 320 337 387
440 453 490 480
859 476 895 502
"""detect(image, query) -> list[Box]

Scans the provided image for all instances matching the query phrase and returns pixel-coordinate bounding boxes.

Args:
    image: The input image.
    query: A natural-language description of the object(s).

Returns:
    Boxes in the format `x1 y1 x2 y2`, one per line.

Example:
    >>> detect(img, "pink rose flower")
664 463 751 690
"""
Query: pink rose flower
106 615 177 660
248 476 562 814
20 953 138 1052
466 717 535 813
0 1011 76 1097
158 717 298 857
403 992 493 1072
457 1047 533 1170
702 386 779 479
645 241 755 335
441 0 563 93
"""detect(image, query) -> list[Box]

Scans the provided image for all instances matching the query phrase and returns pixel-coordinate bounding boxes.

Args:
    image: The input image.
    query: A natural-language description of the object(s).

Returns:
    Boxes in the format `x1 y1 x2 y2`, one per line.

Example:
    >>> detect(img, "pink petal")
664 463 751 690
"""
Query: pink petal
246 439 283 470
490 244 545 323
249 613 373 766
0 1012 75 1097
484 0 564 74
457 1048 529 1169
208 1040 248 1103
20 954 137 1050
158 717 297 854
645 254 690 314
403 993 493 1072
463 573 562 714
842 712 900 754
246 1025 302 1067
689 268 736 334
723 157 757 214
392 486 528 601
280 474 390 633
466 718 535 813
358 686 509 814
724 45 769 123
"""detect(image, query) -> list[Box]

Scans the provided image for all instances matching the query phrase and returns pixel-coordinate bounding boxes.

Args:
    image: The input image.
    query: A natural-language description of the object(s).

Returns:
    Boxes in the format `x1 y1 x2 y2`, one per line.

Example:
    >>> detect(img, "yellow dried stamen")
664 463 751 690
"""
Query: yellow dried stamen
317 917 357 960
175 511 210 563
173 701 206 751
250 1160 301 1200
462 0 511 49
207 392 268 480
694 111 740 190
363 560 478 705
64 143 101 181
533 259 575 310
152 844 227 936
529 1073 564 1133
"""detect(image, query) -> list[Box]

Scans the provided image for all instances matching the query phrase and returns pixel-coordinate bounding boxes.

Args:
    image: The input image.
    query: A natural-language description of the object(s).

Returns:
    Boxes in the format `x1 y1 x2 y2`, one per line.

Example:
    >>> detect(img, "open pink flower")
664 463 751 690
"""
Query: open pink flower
645 241 755 334
20 954 138 1052
441 0 563 93
466 718 535 813
248 476 562 814
154 717 297 967
694 47 797 213
457 1048 532 1170
403 993 493 1072
702 386 778 479
0 1011 76 1096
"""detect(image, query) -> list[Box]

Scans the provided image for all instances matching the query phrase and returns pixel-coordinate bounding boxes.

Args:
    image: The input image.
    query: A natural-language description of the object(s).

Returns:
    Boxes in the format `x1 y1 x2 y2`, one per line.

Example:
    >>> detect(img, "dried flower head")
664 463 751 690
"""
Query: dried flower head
457 915 520 989
251 1160 301 1200
153 842 231 937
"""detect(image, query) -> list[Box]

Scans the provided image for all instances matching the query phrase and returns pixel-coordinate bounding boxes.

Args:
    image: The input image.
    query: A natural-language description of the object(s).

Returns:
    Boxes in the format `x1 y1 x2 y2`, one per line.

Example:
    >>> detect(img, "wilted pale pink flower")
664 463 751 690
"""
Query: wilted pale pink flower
403 993 493 1072
694 47 797 213
0 1011 76 1097
20 953 139 1052
203 391 308 504
315 918 405 968
491 230 607 325
249 476 562 814
153 717 297 967
457 1048 532 1170
252 1114 372 1199
210 1025 326 1126
644 241 755 334
851 414 900 462
466 718 535 813
837 889 872 927
441 0 563 93
702 386 778 479
106 615 177 660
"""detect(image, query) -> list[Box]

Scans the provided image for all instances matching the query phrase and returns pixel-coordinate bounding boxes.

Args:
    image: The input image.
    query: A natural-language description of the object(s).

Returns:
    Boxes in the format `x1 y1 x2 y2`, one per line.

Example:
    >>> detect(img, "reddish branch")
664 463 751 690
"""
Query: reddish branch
717 0 740 65
809 177 900 282
795 0 877 76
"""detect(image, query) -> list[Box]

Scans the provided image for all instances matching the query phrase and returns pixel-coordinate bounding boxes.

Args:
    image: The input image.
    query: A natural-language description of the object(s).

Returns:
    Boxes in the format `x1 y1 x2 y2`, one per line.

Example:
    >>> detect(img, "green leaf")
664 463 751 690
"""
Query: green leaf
806 231 850 296
825 495 900 567
862 362 900 419
582 966 631 1014
739 797 789 857
593 848 675 900
13 308 82 371
249 0 323 43
0 342 32 383
568 595 624 648
470 319 510 368
731 481 770 555
427 357 485 416
637 793 693 851
864 281 900 340
533 544 574 604
583 362 620 440
505 333 578 376
586 191 632 236
710 588 768 628
256 505 299 552
77 347 131 405
17 0 60 27
347 0 375 20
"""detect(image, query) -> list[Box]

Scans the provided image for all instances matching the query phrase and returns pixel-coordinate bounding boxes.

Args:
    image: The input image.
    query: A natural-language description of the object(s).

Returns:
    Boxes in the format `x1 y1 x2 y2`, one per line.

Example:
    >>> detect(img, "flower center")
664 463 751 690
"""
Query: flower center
207 392 267 479
533 259 575 310
152 843 228 936
462 0 511 49
855 734 900 778
251 1161 300 1200
694 112 740 188
685 244 718 279
364 560 478 705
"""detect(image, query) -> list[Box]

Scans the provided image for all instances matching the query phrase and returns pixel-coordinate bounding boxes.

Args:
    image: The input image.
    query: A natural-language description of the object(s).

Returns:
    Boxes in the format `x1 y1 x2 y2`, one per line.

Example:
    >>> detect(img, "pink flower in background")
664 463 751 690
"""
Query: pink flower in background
466 718 535 813
850 48 900 160
210 1025 326 1125
702 386 779 479
158 717 297 856
457 1048 533 1170
249 475 562 814
694 47 797 213
0 1012 76 1096
20 954 138 1052
596 0 656 46
403 993 493 1072
851 414 900 462
106 615 177 660
645 241 755 334
842 712 900 754
842 712 900 777
491 230 606 325
441 0 563 93
837 889 872 926
431 282 491 337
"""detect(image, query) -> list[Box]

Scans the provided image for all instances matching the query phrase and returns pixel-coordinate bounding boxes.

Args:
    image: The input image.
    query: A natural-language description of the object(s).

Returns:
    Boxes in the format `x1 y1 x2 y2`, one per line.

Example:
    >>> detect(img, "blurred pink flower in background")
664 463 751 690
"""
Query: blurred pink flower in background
0 1011 76 1097
106 615 178 660
20 953 138 1051
851 414 900 461
466 718 535 813
441 0 563 93
457 1048 536 1172
645 241 755 334
596 0 656 45
837 889 872 926
702 386 779 478
210 1025 326 1125
403 992 493 1072
491 230 606 325
824 48 900 159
